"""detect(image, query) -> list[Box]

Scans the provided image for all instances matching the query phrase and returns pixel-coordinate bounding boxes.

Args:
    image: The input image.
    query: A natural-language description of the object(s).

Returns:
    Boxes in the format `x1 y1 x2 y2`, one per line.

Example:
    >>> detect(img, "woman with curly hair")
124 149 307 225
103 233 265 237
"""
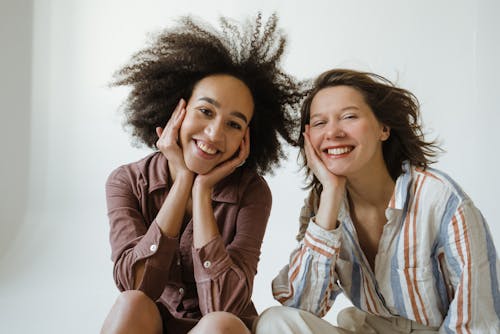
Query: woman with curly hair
254 69 500 333
100 14 303 334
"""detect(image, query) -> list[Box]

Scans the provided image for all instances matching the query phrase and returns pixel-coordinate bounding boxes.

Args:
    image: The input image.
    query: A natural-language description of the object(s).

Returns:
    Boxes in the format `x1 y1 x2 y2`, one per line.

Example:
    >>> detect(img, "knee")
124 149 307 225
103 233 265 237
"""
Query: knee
192 312 249 334
114 290 157 314
101 290 162 334
253 306 299 333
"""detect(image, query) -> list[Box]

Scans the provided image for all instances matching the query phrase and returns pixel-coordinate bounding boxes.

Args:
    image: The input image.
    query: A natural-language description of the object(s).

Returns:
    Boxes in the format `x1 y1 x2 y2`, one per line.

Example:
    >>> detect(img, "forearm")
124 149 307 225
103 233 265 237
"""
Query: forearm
155 172 194 237
192 186 219 248
315 186 343 230
273 222 342 316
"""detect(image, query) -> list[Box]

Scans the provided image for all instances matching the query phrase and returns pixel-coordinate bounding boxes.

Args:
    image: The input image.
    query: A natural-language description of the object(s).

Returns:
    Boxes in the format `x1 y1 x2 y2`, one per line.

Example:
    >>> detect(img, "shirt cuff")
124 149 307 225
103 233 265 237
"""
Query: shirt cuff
134 220 178 268
304 219 342 257
193 235 233 281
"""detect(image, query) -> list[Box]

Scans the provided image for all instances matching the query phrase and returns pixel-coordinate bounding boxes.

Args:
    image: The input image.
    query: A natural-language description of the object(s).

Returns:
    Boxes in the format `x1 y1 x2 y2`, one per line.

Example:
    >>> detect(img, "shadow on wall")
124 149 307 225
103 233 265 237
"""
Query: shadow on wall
0 0 33 259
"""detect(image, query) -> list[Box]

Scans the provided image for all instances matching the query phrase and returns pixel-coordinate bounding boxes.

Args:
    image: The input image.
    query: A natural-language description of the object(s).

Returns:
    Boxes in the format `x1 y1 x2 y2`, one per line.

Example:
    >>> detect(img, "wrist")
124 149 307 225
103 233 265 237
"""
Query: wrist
175 170 195 184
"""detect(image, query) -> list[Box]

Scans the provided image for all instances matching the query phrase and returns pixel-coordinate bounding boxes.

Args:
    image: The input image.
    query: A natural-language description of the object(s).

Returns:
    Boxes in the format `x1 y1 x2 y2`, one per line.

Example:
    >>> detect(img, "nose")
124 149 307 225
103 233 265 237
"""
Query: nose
325 121 345 139
205 119 225 142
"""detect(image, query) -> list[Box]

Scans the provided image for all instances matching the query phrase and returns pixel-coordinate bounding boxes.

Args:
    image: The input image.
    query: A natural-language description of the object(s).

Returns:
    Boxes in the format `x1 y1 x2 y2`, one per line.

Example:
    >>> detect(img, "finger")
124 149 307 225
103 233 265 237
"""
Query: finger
162 99 185 135
156 127 163 138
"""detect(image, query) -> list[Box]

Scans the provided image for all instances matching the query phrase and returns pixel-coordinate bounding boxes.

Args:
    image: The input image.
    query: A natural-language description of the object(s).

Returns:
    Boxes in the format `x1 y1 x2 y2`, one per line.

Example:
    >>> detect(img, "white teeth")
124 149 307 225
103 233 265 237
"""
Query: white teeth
197 141 217 155
327 147 352 155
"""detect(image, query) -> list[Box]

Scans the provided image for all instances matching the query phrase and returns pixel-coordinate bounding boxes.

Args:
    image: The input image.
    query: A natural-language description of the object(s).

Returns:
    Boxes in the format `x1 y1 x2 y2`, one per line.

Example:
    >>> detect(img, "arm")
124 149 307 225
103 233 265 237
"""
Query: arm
439 200 500 333
272 193 344 317
106 167 185 300
192 173 271 315
107 99 194 300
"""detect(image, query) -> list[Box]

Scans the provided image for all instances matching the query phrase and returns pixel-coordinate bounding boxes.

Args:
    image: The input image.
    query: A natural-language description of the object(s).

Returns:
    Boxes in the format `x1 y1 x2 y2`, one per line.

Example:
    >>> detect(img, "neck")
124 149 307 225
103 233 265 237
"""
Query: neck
346 162 395 210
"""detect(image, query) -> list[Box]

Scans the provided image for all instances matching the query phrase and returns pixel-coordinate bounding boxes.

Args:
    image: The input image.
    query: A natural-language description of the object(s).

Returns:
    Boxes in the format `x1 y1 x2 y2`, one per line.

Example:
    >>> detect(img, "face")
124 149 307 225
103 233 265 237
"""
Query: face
308 85 390 178
179 74 254 175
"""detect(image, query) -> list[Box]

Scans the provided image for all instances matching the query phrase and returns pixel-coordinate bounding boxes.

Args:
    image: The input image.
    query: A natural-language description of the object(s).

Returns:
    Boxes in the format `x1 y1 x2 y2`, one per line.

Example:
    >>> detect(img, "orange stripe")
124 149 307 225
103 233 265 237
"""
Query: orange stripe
458 208 472 334
279 246 307 303
304 238 333 258
451 213 464 334
403 175 422 323
362 274 374 313
438 252 453 301
411 176 430 324
364 274 379 314
415 167 442 181
305 231 334 250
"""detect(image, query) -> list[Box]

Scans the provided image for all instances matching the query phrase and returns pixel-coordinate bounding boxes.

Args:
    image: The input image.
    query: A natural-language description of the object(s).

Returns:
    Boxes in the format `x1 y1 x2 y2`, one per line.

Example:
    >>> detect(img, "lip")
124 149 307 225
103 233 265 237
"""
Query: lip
193 139 221 160
322 145 354 157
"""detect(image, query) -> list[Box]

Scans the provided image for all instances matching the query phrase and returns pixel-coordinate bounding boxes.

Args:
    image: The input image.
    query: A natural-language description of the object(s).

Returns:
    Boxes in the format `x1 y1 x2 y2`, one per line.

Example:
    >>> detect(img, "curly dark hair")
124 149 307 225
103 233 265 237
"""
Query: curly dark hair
111 13 305 175
298 68 441 188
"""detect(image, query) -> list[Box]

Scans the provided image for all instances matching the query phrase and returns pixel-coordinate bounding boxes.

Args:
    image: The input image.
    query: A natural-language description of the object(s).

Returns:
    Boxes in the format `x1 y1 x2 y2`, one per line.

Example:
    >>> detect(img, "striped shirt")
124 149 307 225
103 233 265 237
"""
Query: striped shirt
273 163 500 333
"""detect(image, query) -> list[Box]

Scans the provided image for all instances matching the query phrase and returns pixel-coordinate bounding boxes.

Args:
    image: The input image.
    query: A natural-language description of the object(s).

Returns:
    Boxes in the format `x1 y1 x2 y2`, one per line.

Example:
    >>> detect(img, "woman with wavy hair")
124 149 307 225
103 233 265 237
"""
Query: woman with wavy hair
254 69 500 333
100 14 303 334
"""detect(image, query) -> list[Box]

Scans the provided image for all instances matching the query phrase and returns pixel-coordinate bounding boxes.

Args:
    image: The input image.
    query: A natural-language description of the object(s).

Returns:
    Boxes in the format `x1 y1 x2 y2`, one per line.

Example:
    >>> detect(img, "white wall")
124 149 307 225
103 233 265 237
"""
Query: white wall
1 0 499 333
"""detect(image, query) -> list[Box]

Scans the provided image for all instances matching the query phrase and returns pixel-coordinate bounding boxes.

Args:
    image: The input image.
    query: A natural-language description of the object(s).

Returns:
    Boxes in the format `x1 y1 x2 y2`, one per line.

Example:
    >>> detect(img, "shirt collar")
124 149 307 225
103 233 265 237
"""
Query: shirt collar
387 160 412 211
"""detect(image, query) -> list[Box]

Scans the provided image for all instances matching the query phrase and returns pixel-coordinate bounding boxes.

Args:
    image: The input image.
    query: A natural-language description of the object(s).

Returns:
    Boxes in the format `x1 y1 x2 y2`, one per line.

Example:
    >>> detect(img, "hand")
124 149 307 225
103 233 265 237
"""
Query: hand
304 125 345 230
304 125 346 192
155 99 192 178
193 128 250 193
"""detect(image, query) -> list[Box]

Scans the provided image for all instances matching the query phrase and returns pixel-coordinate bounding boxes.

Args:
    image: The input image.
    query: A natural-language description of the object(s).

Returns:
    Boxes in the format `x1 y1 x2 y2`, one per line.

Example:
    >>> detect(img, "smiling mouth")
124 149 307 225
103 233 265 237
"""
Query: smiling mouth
325 146 353 155
196 140 218 155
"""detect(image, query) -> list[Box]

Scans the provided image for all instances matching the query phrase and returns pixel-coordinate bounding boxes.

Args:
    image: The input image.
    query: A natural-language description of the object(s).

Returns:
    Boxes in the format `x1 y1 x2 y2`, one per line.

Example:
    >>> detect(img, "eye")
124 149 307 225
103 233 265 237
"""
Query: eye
199 108 213 117
311 120 325 127
342 113 357 120
227 120 243 130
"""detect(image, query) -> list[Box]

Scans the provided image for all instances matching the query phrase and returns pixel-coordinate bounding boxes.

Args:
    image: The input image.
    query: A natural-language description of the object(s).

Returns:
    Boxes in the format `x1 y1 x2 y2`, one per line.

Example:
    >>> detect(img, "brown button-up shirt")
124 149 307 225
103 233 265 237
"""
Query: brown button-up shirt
105 152 271 322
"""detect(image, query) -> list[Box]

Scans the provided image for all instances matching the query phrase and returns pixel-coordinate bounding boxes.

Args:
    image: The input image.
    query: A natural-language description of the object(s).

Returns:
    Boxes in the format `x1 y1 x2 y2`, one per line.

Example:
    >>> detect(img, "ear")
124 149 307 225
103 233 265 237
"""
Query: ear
380 125 390 141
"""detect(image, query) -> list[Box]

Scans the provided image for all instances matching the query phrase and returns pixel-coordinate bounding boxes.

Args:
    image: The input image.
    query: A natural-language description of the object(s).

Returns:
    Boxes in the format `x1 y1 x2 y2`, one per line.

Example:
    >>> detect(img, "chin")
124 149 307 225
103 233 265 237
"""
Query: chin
185 160 213 175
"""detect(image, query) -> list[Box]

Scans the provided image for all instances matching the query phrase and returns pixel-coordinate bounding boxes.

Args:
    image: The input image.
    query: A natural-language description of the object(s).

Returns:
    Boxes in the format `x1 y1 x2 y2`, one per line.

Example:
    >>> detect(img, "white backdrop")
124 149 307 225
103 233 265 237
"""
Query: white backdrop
1 0 499 333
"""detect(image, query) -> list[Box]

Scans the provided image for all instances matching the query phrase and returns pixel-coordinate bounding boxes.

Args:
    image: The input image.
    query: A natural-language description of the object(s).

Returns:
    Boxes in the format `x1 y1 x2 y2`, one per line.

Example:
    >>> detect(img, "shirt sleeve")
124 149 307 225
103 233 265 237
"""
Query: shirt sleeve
106 166 178 301
272 211 344 317
439 199 500 333
192 175 271 316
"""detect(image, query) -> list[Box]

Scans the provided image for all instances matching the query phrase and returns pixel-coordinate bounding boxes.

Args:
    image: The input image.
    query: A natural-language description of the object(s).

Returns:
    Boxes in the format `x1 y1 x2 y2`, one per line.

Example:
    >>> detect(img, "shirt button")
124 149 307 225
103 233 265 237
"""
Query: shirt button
179 287 184 295
176 258 181 266
203 260 211 268
149 244 157 252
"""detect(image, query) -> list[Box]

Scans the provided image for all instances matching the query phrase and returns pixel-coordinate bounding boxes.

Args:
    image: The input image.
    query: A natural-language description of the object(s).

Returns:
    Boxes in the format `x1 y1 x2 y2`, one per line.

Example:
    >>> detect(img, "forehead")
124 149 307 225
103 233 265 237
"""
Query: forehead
311 85 366 109
191 74 254 114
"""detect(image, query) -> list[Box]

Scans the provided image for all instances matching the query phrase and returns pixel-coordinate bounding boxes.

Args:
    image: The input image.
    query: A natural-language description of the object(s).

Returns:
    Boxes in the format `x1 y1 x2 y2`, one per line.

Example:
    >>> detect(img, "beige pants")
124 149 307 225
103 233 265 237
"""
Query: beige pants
253 306 439 334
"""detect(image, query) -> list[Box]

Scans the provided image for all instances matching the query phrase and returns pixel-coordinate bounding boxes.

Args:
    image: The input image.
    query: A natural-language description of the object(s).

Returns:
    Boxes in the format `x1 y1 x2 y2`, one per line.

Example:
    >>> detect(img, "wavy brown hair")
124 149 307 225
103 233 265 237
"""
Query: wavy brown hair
111 13 305 175
298 69 441 189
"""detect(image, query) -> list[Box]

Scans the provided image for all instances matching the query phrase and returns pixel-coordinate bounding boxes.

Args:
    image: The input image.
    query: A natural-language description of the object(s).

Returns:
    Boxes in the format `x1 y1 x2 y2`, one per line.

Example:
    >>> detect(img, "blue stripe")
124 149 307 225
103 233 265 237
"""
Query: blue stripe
351 254 362 309
481 213 500 320
292 250 312 308
431 253 449 314
391 235 408 318
390 180 413 318
425 166 468 201
439 195 462 277
315 257 333 314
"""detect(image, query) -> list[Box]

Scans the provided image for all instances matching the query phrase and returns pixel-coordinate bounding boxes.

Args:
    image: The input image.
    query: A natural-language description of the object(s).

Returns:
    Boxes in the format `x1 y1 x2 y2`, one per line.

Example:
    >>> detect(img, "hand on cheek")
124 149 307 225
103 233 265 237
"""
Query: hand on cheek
194 128 250 192
155 99 192 178
304 125 346 191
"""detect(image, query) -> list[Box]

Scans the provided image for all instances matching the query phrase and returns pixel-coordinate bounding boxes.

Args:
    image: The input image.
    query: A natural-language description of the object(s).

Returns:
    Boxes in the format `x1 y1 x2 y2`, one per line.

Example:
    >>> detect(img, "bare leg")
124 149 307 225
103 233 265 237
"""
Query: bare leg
188 312 250 334
101 290 162 334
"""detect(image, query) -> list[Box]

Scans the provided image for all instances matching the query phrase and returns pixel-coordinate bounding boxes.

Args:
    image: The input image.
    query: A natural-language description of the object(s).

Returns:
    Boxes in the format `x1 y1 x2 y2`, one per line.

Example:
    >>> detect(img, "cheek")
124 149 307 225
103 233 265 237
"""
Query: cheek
308 130 322 149
225 133 244 156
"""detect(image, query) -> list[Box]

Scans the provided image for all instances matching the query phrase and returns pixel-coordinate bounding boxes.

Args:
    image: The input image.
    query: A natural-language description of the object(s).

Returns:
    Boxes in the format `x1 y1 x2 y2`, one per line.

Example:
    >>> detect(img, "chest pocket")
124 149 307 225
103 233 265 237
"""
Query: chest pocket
390 265 442 324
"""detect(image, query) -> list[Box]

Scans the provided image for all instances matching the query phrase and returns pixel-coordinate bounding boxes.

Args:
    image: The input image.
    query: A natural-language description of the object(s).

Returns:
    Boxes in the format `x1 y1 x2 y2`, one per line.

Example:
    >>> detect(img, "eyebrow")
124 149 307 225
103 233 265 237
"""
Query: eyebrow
310 105 359 119
198 96 249 124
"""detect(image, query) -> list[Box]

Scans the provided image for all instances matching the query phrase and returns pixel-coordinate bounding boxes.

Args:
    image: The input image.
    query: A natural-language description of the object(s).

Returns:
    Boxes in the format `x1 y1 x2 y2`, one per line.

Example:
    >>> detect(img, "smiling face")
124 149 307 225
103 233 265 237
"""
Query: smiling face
179 74 254 175
308 85 390 178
